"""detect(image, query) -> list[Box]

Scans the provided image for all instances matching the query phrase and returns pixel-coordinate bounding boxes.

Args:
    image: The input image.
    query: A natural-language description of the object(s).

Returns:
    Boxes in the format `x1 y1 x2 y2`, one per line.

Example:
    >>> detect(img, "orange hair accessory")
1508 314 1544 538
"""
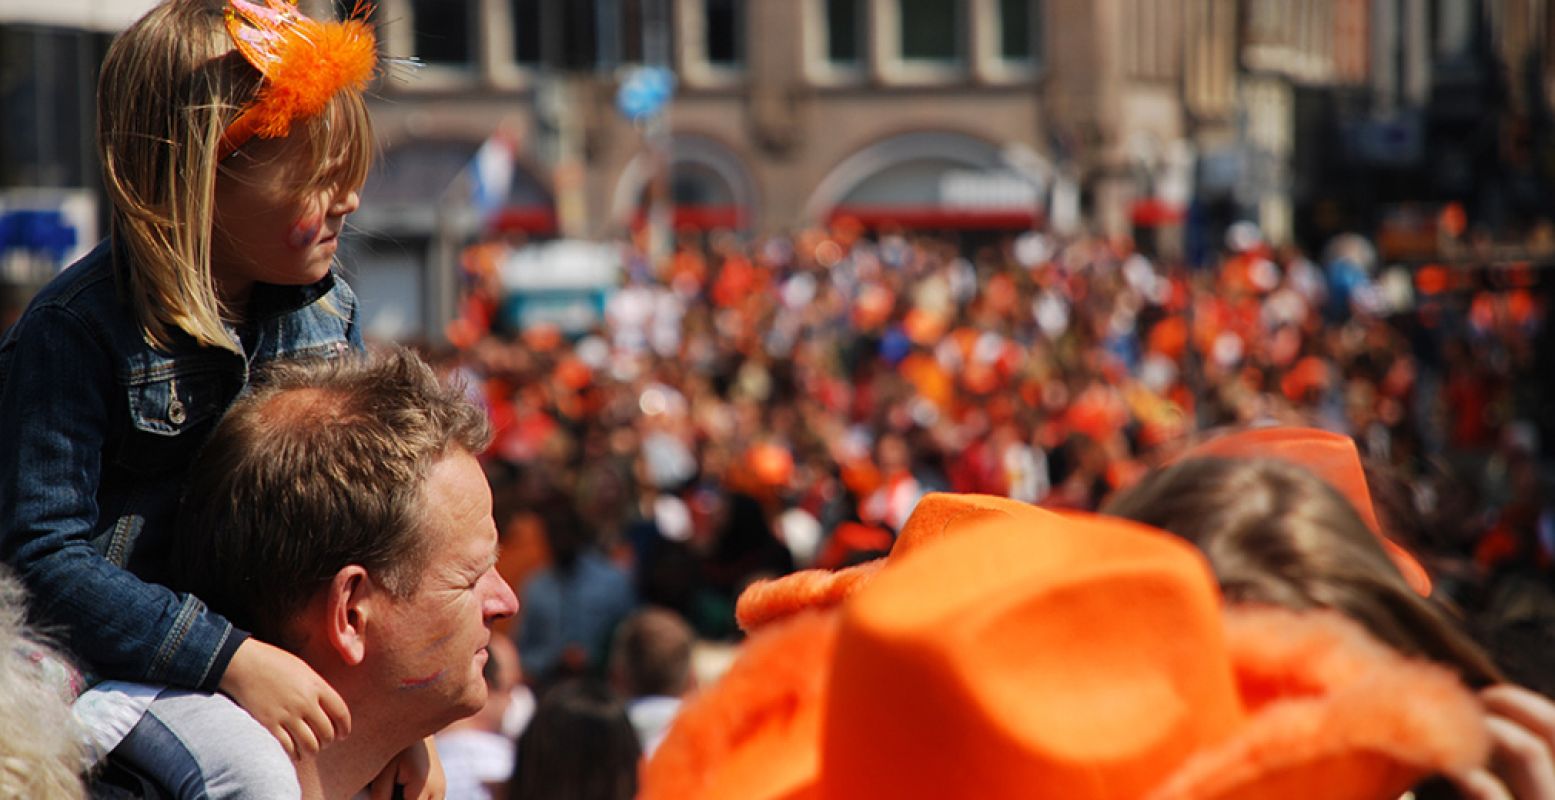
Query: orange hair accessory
644 502 1489 800
1174 426 1434 597
219 0 378 160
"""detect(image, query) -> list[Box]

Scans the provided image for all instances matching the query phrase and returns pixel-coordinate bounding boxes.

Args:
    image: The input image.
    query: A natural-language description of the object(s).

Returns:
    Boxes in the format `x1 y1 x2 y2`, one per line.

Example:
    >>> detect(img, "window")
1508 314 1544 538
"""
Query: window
998 0 1032 61
826 0 863 65
410 0 475 67
512 0 542 66
1435 0 1476 58
898 0 961 63
703 0 744 67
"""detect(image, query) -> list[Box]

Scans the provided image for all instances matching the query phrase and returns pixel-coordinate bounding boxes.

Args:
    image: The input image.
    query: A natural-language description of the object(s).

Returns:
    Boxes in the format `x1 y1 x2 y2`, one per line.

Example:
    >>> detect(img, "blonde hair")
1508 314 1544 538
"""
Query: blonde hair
98 0 374 352
1102 456 1505 687
0 568 85 800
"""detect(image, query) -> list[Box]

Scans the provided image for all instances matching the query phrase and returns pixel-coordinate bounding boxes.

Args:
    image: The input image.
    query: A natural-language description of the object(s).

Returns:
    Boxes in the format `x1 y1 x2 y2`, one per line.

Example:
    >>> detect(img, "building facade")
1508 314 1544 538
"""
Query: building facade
5 1 1555 340
358 0 1204 245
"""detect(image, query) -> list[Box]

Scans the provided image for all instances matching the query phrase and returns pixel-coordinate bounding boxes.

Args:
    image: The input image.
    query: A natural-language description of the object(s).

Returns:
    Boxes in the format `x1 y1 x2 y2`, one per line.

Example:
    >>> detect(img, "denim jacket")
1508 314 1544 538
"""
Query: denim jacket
0 240 363 691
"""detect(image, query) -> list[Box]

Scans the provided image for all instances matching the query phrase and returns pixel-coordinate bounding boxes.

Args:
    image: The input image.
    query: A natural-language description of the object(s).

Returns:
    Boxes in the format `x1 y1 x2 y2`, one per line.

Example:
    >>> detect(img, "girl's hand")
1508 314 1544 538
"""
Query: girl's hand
220 638 352 760
1484 684 1555 799
1453 684 1555 800
368 737 446 800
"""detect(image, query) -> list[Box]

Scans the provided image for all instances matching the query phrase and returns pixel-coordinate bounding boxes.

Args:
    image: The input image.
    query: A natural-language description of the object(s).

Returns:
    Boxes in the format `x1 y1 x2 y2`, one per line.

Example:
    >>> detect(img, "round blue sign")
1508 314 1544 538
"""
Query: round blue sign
617 66 677 122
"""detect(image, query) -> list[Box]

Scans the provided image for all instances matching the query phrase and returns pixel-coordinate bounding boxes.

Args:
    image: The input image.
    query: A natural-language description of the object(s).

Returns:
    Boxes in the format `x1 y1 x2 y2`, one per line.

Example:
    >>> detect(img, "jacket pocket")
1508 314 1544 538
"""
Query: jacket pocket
115 369 228 474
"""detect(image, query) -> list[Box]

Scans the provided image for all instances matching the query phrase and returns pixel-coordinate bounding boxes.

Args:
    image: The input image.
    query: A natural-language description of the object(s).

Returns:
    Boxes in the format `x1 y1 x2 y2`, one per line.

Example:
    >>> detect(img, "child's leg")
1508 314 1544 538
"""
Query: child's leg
109 688 300 800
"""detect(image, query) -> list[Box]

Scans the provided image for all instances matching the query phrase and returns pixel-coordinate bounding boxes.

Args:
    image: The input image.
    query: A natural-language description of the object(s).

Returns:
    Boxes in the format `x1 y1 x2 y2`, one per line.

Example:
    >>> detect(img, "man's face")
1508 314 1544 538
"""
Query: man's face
374 448 519 730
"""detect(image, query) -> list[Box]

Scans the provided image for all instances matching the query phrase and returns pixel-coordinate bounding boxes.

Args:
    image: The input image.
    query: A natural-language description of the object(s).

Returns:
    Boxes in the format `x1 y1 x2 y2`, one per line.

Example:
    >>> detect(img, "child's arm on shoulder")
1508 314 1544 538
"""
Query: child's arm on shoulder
221 638 352 760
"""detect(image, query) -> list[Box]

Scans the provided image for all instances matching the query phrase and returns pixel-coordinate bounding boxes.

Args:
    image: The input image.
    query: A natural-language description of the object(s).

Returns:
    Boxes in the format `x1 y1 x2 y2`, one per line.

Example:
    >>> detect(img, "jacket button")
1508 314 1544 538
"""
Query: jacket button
168 399 187 426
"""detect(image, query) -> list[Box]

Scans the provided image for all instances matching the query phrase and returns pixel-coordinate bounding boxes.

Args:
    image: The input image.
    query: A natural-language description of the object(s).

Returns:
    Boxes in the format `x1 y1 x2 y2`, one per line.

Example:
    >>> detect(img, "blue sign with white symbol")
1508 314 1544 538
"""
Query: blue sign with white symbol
0 209 76 262
616 66 676 122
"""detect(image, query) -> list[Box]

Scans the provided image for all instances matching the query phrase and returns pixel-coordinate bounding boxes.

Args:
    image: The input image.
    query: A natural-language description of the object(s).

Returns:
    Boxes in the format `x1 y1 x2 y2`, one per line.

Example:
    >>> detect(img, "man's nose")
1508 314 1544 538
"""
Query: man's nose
481 569 519 621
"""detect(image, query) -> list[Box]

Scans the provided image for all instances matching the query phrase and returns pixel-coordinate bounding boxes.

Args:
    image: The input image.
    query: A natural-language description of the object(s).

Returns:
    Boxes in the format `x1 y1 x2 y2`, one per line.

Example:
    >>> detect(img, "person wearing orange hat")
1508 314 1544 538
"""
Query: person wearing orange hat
1104 442 1555 799
642 493 1492 800
1103 454 1495 685
1158 425 1434 596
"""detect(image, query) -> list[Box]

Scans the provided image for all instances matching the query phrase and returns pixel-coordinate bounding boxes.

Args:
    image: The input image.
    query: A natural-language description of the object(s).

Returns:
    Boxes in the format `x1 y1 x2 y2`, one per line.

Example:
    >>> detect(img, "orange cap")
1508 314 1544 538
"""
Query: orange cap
745 442 796 488
553 357 592 391
521 322 563 353
647 496 1488 800
902 308 947 345
1148 316 1189 361
1415 264 1450 296
1174 427 1433 596
1280 356 1331 403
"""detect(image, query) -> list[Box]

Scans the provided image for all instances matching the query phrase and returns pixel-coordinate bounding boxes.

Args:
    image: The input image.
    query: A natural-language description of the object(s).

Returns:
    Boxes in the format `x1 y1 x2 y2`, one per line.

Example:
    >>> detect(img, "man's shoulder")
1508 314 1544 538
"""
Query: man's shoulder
80 684 291 800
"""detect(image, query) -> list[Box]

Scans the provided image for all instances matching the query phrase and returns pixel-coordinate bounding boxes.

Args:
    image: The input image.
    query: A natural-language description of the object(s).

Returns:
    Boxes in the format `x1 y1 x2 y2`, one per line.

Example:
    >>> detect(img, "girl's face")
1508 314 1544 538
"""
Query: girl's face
211 132 361 306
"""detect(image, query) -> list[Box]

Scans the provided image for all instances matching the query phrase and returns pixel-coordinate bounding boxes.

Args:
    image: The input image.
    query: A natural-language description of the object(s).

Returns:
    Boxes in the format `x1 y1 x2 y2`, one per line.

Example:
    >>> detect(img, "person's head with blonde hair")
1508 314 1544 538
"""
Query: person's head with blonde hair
0 566 85 800
98 0 375 352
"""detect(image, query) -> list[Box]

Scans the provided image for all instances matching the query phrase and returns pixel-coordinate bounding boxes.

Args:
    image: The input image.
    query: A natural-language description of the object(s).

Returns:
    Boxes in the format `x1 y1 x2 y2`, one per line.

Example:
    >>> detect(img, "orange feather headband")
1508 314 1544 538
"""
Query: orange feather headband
218 0 378 160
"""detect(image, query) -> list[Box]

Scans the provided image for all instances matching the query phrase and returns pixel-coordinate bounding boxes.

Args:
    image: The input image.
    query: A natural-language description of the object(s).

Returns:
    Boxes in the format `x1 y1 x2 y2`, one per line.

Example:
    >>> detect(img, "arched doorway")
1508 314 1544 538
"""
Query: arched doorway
611 132 758 232
805 131 1046 232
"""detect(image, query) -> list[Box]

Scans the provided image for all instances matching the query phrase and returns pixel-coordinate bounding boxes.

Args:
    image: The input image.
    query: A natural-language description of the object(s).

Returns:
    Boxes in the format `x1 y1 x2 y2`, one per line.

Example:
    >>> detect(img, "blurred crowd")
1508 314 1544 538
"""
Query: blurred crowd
415 220 1554 797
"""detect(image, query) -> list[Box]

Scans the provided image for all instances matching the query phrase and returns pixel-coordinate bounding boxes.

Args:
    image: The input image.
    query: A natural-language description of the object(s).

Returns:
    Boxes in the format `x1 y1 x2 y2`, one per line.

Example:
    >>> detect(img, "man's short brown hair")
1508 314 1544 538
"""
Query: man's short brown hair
610 607 695 698
174 347 490 646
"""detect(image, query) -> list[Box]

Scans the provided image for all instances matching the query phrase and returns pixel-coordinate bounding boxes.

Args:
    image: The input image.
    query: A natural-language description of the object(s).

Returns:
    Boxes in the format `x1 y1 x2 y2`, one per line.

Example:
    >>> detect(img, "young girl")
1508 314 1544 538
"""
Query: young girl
0 0 437 795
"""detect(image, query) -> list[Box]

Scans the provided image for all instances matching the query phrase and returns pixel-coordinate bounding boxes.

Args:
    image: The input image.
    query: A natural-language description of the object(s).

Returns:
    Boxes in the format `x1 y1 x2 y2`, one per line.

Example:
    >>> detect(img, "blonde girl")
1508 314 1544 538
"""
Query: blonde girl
0 0 437 796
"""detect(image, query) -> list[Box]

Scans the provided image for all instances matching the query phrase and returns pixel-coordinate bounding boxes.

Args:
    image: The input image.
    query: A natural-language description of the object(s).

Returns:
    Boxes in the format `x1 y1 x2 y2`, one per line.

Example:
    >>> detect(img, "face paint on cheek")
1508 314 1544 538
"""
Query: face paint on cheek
400 670 445 690
416 631 456 656
287 214 324 250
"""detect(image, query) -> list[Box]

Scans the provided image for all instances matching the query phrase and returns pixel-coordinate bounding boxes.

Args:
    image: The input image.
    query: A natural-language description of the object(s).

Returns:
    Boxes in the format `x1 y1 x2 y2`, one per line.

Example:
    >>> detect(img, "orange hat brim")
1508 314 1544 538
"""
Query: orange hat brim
641 610 839 800
1147 606 1489 800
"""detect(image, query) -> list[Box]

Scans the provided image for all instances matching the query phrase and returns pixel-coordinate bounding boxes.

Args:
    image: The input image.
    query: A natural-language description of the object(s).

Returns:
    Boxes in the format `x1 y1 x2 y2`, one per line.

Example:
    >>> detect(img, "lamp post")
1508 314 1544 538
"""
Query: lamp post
643 0 672 270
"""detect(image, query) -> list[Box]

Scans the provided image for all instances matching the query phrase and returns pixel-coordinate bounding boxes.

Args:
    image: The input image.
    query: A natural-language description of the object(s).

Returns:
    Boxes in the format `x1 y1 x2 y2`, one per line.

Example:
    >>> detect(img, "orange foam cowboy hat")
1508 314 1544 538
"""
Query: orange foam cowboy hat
644 496 1488 800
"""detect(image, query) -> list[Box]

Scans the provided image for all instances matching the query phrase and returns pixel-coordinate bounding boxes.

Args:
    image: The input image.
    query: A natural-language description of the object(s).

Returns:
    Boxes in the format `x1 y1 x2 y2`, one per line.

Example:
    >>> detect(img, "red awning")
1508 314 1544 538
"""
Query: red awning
828 206 1041 231
1130 199 1186 227
490 207 559 235
631 205 746 231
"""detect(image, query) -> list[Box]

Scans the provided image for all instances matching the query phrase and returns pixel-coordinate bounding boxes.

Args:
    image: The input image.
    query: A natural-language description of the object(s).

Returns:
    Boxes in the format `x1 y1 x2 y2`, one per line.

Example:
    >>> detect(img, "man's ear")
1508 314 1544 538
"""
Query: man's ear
324 565 374 666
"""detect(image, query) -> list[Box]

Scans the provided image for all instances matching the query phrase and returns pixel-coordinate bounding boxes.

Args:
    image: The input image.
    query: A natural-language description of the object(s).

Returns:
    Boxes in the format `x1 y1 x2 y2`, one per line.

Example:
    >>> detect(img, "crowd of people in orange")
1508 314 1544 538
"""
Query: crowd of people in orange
439 221 1552 677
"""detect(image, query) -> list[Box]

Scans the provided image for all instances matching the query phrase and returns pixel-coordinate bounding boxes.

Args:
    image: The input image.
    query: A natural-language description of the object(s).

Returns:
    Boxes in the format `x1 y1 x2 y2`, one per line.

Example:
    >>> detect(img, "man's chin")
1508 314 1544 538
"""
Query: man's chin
454 684 489 718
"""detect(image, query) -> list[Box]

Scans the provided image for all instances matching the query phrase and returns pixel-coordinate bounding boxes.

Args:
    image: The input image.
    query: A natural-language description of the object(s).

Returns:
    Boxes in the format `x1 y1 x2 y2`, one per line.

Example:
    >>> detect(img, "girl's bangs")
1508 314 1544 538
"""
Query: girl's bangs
298 90 374 192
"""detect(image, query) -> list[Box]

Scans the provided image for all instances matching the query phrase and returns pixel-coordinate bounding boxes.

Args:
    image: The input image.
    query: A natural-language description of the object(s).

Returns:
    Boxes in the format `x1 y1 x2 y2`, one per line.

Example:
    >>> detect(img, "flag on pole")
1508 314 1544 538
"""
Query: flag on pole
468 124 520 224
